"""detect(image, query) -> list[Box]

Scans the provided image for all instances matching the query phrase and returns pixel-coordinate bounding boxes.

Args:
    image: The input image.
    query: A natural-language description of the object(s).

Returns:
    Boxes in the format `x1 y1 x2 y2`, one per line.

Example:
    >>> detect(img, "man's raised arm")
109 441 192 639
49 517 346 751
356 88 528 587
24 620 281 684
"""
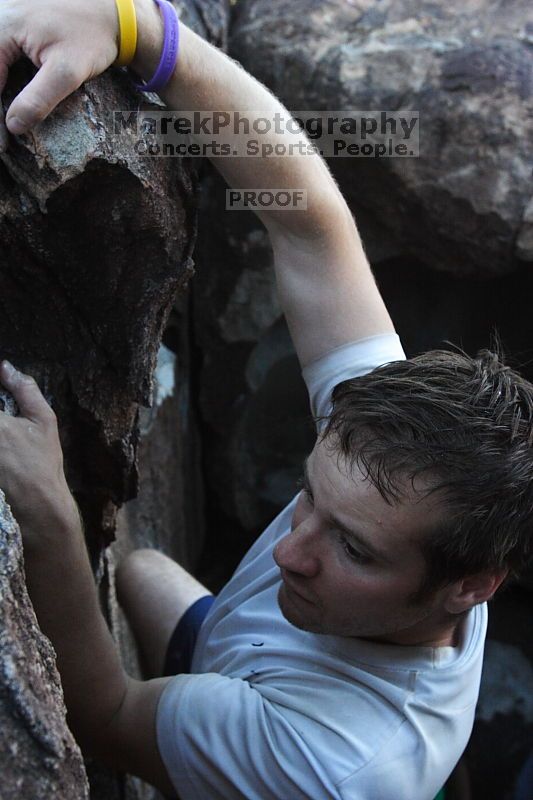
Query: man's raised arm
1 0 395 367
135 6 395 366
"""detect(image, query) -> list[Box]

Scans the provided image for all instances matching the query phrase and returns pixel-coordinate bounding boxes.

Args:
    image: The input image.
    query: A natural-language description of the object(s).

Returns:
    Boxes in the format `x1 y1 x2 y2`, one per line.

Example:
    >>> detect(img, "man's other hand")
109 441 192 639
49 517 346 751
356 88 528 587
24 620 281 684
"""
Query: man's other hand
0 0 121 148
0 360 78 549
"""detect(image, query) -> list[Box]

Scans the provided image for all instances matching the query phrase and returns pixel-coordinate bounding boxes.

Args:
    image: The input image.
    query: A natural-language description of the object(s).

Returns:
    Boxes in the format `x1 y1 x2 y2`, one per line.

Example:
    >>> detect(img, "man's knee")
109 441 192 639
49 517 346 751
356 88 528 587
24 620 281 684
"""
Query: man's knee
114 548 209 677
115 548 172 601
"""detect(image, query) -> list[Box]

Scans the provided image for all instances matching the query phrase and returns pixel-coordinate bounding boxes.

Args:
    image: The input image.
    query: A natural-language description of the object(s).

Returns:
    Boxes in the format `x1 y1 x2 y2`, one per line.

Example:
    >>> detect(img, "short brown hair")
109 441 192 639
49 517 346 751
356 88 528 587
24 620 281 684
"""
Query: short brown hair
319 346 533 594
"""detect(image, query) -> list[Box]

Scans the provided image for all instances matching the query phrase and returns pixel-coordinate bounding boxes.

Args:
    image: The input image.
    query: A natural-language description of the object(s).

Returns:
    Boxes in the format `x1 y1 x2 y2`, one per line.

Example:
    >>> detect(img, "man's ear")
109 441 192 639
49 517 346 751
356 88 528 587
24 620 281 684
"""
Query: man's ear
444 568 509 614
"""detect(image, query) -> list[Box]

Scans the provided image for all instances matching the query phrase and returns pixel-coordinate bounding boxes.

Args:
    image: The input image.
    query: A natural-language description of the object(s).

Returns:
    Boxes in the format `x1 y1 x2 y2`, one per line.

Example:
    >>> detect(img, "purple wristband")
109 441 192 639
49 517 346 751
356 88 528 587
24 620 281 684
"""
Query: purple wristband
133 0 179 93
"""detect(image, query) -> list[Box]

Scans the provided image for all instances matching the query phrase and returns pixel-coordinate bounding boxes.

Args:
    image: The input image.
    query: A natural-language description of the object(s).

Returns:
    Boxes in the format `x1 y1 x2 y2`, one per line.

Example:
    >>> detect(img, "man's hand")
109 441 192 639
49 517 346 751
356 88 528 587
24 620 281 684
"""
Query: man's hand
0 0 121 146
0 360 78 546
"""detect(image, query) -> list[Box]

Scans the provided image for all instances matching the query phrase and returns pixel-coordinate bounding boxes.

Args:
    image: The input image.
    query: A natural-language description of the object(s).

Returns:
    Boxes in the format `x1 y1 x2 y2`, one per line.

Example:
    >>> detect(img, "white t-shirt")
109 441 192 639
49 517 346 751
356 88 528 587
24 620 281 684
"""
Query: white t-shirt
156 333 488 800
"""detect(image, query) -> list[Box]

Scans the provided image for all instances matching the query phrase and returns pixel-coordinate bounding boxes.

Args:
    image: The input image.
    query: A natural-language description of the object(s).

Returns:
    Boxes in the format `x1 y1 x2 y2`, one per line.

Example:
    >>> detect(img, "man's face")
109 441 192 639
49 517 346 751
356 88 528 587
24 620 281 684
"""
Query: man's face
273 437 455 646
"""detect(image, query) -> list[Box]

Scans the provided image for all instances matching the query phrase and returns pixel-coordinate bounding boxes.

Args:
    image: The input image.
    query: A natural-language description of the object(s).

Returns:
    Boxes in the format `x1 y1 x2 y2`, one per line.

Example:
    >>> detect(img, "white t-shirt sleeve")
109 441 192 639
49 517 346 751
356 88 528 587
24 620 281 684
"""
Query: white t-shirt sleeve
157 673 340 800
301 333 406 426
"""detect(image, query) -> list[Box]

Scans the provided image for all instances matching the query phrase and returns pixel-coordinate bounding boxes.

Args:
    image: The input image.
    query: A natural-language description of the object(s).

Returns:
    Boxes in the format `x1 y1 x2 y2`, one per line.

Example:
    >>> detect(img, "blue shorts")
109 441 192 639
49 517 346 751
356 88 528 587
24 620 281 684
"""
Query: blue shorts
162 594 216 676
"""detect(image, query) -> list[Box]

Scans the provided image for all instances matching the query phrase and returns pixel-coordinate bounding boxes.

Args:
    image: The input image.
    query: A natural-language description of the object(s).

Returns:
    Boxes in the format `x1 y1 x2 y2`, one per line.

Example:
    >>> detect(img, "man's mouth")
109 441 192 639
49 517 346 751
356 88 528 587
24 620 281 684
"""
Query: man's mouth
280 569 314 603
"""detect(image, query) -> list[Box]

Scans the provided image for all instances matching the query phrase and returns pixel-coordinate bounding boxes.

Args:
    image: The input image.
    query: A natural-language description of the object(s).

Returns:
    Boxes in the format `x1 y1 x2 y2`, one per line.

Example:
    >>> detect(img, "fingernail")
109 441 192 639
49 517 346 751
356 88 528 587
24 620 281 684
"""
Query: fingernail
2 360 16 376
7 117 27 136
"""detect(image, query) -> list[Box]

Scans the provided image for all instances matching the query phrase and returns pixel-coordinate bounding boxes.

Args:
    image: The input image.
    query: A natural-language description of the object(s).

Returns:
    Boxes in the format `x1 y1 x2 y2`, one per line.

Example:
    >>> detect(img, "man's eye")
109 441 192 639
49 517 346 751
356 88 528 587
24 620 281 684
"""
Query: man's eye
338 534 371 565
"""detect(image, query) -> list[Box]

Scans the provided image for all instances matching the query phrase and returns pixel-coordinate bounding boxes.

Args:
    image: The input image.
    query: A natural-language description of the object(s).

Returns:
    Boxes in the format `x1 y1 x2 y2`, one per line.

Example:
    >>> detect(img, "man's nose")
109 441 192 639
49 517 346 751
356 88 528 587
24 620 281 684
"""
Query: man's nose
273 523 321 578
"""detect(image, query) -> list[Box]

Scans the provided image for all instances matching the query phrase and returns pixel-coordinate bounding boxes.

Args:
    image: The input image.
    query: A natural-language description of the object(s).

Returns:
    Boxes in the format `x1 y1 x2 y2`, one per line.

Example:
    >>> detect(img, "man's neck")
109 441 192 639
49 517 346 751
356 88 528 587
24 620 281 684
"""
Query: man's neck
363 616 464 649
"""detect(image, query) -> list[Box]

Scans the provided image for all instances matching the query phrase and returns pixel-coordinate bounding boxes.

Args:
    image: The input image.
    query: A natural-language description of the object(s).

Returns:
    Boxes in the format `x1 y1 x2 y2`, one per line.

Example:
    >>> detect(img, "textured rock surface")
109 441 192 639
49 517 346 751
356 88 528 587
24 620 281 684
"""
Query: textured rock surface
0 1 228 796
230 0 533 277
0 489 89 799
0 65 196 556
0 0 226 556
115 298 206 572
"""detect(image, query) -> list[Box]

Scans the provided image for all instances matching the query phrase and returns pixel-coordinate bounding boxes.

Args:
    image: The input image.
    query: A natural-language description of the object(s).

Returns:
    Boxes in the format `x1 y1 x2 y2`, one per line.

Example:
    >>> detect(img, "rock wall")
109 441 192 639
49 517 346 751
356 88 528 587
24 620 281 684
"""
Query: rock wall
0 491 89 798
229 0 533 277
0 1 227 796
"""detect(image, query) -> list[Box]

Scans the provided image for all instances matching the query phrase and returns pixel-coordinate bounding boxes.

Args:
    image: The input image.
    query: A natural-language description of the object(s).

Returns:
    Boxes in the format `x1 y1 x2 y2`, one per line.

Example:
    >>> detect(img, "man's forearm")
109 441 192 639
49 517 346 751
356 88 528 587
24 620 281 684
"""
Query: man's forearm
23 502 129 753
131 0 346 237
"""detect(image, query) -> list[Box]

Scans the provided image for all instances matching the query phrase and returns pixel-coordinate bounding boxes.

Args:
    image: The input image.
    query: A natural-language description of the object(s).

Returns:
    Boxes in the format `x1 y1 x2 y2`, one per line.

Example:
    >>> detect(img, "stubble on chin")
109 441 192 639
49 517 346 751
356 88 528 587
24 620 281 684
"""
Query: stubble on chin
277 585 324 634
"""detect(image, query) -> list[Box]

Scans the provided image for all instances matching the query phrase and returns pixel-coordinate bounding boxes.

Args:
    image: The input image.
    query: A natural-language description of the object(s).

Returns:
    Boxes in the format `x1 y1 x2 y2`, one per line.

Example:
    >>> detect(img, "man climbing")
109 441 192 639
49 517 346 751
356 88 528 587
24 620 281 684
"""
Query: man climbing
0 1 530 798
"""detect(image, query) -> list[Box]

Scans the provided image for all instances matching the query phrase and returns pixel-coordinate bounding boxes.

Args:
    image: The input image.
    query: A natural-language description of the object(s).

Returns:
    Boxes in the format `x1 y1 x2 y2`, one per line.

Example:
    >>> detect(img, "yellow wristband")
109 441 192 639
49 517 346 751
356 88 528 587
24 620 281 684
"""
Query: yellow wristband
114 0 138 67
